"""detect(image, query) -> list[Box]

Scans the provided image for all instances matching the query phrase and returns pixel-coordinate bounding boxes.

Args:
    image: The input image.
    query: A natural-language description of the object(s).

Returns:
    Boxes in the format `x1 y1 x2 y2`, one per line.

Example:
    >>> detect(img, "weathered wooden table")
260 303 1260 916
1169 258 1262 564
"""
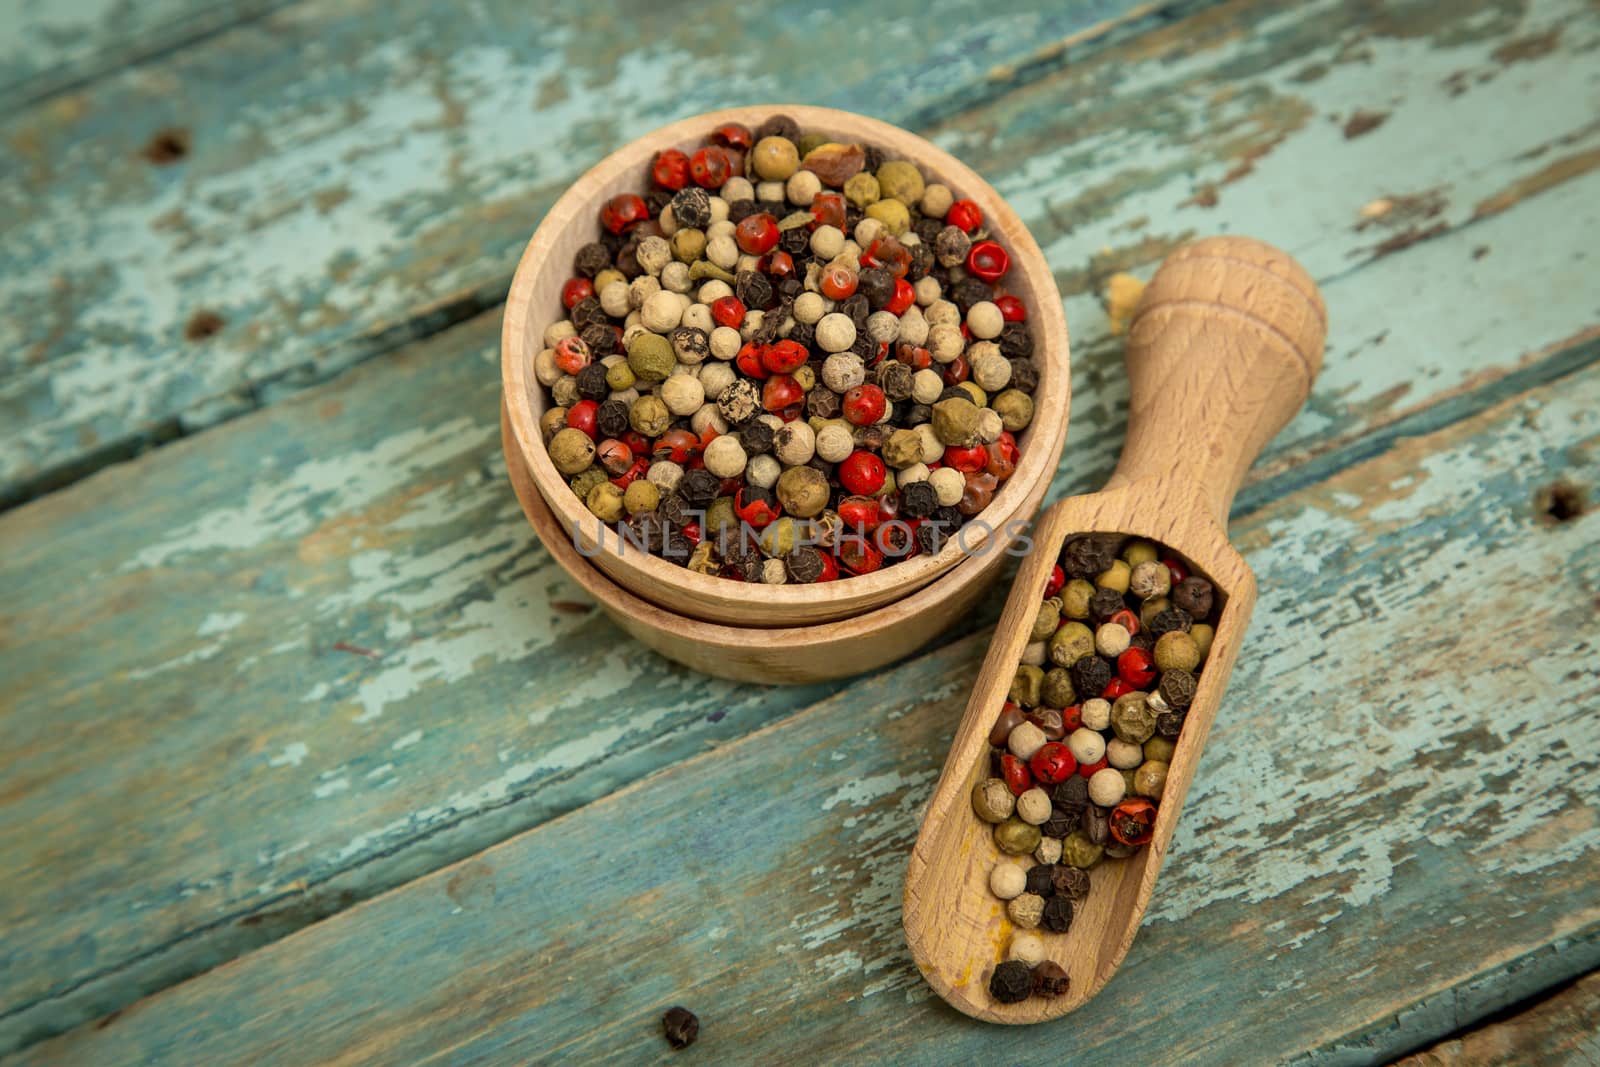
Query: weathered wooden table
3 0 1597 1062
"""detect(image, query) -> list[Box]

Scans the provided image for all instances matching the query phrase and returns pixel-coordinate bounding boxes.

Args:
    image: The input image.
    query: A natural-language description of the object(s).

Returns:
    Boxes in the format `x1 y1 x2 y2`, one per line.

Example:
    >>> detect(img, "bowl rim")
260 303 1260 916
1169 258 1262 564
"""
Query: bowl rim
502 104 1069 613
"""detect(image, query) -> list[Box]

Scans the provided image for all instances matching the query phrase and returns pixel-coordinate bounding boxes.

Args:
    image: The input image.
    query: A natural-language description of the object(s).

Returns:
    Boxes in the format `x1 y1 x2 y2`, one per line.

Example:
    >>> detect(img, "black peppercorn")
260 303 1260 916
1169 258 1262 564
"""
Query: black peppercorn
1089 587 1124 621
789 319 817 351
1150 608 1193 637
625 510 666 553
913 217 943 245
1041 895 1074 934
662 1006 699 1050
1042 806 1076 839
660 528 693 562
876 360 914 401
1081 806 1110 845
989 960 1034 1005
1052 776 1089 809
658 493 693 529
1173 576 1215 618
806 387 841 420
615 241 643 279
951 277 992 314
735 270 774 311
849 331 877 361
915 521 948 556
1129 631 1155 653
902 402 932 426
1159 668 1197 709
678 468 720 509
571 296 608 331
1061 534 1122 578
598 228 628 256
739 420 775 455
1033 961 1071 997
840 293 870 329
857 267 895 309
575 362 610 402
999 320 1034 358
1156 710 1185 739
906 241 935 281
936 386 969 405
671 326 710 364
1050 864 1091 901
785 546 825 583
933 505 963 527
757 198 787 218
580 323 617 356
755 113 800 140
780 226 810 254
727 198 759 224
1025 864 1056 898
1069 656 1112 698
861 143 886 174
573 242 610 278
934 225 971 268
597 399 630 439
644 188 673 216
775 276 804 302
669 187 711 229
1008 358 1039 394
900 481 937 520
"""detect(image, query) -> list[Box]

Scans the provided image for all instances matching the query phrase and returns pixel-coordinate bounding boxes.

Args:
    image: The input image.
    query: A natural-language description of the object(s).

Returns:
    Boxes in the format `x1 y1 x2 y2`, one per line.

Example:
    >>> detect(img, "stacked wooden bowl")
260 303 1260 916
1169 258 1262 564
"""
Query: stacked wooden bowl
501 106 1070 683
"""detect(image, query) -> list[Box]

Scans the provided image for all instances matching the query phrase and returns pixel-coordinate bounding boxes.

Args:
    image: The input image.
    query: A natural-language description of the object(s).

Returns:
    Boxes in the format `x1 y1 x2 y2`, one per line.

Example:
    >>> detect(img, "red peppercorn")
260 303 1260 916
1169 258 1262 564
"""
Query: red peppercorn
1117 647 1157 688
810 192 846 229
1077 756 1108 779
941 354 970 386
887 276 916 315
653 428 699 464
841 384 886 426
622 430 650 456
734 488 778 528
565 399 599 440
942 444 988 473
762 374 803 412
995 294 1027 322
735 212 780 255
760 339 808 375
1061 704 1082 731
681 522 702 545
595 439 633 476
552 335 591 375
1029 742 1078 785
1001 754 1033 796
839 451 886 495
895 343 931 370
946 199 983 233
837 495 881 530
1102 678 1134 701
966 239 1010 283
759 250 795 278
1109 798 1157 846
839 538 884 575
1044 564 1066 598
816 552 840 582
735 342 769 380
689 146 732 188
1162 557 1189 585
709 122 752 150
651 149 691 191
985 439 1017 481
697 425 720 451
599 193 649 234
711 295 746 329
1109 607 1141 636
610 456 649 489
561 277 594 310
820 266 858 300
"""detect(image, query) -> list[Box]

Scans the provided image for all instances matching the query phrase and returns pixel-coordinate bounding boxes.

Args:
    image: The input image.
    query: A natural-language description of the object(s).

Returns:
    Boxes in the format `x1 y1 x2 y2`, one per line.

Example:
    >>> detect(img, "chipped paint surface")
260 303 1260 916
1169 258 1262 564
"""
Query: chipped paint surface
13 365 1599 1066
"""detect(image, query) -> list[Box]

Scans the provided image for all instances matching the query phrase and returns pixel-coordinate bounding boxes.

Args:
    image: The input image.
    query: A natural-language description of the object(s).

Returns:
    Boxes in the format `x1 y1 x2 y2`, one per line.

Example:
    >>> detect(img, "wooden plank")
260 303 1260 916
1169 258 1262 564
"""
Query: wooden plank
5 0 1597 506
0 0 287 112
1391 971 1600 1066
0 0 1165 504
16 359 1600 1066
2 119 1597 1051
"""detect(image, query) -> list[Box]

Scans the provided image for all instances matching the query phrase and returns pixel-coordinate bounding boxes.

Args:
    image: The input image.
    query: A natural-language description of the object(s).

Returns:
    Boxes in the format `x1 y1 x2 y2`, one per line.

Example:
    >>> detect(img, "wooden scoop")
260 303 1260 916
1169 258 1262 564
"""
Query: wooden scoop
903 236 1327 1023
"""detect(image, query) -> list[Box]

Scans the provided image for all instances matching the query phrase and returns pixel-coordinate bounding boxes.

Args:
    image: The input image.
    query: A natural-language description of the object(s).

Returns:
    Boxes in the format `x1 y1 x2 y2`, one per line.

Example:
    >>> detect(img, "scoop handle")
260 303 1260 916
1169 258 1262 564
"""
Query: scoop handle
1105 236 1327 526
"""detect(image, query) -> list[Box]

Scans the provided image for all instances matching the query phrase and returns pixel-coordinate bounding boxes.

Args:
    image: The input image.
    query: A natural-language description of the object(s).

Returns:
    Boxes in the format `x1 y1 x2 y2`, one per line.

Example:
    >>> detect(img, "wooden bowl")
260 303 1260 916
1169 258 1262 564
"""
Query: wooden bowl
503 402 1013 684
502 105 1069 628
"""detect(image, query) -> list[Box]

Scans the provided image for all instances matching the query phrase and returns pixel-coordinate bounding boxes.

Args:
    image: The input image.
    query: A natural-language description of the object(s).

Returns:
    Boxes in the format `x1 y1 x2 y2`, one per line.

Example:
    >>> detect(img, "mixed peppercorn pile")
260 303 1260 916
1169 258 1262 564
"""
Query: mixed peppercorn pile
533 115 1039 583
972 534 1218 1004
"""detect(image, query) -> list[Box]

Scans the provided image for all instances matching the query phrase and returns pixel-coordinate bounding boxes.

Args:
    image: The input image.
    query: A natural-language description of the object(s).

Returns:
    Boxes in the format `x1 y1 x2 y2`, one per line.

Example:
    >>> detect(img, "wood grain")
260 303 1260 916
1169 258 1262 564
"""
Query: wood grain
0 0 1155 505
501 106 1070 626
1391 970 1600 1067
906 237 1325 1021
4 0 1597 505
15 361 1598 1066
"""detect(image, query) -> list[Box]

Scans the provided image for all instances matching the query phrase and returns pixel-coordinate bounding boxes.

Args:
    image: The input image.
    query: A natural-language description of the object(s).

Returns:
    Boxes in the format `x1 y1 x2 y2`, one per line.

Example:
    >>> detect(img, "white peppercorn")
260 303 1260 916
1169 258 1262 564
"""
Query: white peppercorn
929 466 965 507
699 361 736 400
1095 622 1131 658
636 235 672 276
971 350 1012 393
1106 738 1143 770
1020 640 1047 668
681 302 713 334
928 323 964 363
989 861 1027 899
1008 721 1047 761
910 369 944 405
975 407 1003 444
661 374 705 416
543 319 576 347
1081 698 1111 731
707 195 730 223
709 326 741 360
689 406 727 437
926 299 961 327
967 300 1004 339
1066 727 1105 766
854 216 885 248
811 224 845 259
660 261 692 293
1008 933 1046 965
706 234 739 270
815 423 854 463
773 421 816 466
898 462 930 484
1034 836 1063 866
1008 892 1045 930
1016 787 1052 825
914 275 941 306
756 179 785 202
793 291 826 325
702 435 746 479
914 424 943 464
821 353 866 393
600 281 631 318
816 313 856 353
722 175 754 201
641 290 684 333
786 169 822 205
646 460 684 495
551 375 580 408
865 310 900 345
533 348 561 387
898 305 930 346
628 275 661 311
760 557 787 584
1088 767 1127 807
746 453 781 489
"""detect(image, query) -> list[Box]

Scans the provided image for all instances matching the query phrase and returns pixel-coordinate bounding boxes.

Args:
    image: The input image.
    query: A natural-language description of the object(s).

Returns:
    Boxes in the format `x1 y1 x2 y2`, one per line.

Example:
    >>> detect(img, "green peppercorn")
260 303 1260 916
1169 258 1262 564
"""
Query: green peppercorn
954 381 986 408
1060 579 1095 619
973 777 1015 823
705 495 738 537
1096 559 1131 593
776 466 830 518
671 227 706 263
629 395 670 437
1048 621 1094 667
539 406 568 442
1134 759 1169 800
569 466 609 503
992 389 1034 432
1190 623 1215 662
1154 630 1200 672
994 817 1042 856
1123 540 1158 566
623 479 659 515
930 397 981 447
586 481 625 522
752 136 800 180
605 361 637 391
876 160 925 205
549 427 596 476
1144 736 1177 763
759 516 803 558
843 171 880 208
1059 830 1104 869
882 427 923 469
1140 595 1172 632
627 332 676 383
796 132 831 158
1031 598 1062 642
687 540 718 575
1009 664 1044 708
1110 692 1156 744
865 198 910 235
1041 668 1075 708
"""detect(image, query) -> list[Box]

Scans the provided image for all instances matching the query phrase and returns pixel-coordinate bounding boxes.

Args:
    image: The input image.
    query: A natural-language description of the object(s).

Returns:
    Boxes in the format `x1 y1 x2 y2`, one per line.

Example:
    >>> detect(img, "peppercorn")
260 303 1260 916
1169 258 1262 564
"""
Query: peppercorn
586 481 625 522
988 703 1026 746
1031 599 1062 643
989 960 1034 1005
1009 665 1044 709
662 1006 699 1050
1154 631 1200 672
1052 865 1090 902
1060 579 1095 619
1129 559 1172 601
1032 960 1071 998
623 479 659 515
1041 668 1075 709
1024 864 1056 899
549 427 596 476
1040 895 1074 934
1007 891 1046 930
989 861 1028 901
1016 787 1052 825
1052 774 1089 810
1006 720 1047 761
1094 622 1131 658
1009 933 1046 966
1150 607 1193 638
972 777 1015 823
1061 535 1121 579
1059 830 1104 869
1110 692 1156 744
1158 668 1197 710
570 466 609 504
1069 655 1112 698
1134 760 1168 800
1172 576 1214 618
994 817 1042 856
1156 710 1185 739
1041 804 1076 839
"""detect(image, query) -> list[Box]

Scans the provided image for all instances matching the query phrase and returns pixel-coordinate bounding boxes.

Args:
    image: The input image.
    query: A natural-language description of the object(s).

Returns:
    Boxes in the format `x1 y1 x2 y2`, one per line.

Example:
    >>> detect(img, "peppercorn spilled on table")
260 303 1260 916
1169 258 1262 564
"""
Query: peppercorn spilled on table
3 0 1599 1064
